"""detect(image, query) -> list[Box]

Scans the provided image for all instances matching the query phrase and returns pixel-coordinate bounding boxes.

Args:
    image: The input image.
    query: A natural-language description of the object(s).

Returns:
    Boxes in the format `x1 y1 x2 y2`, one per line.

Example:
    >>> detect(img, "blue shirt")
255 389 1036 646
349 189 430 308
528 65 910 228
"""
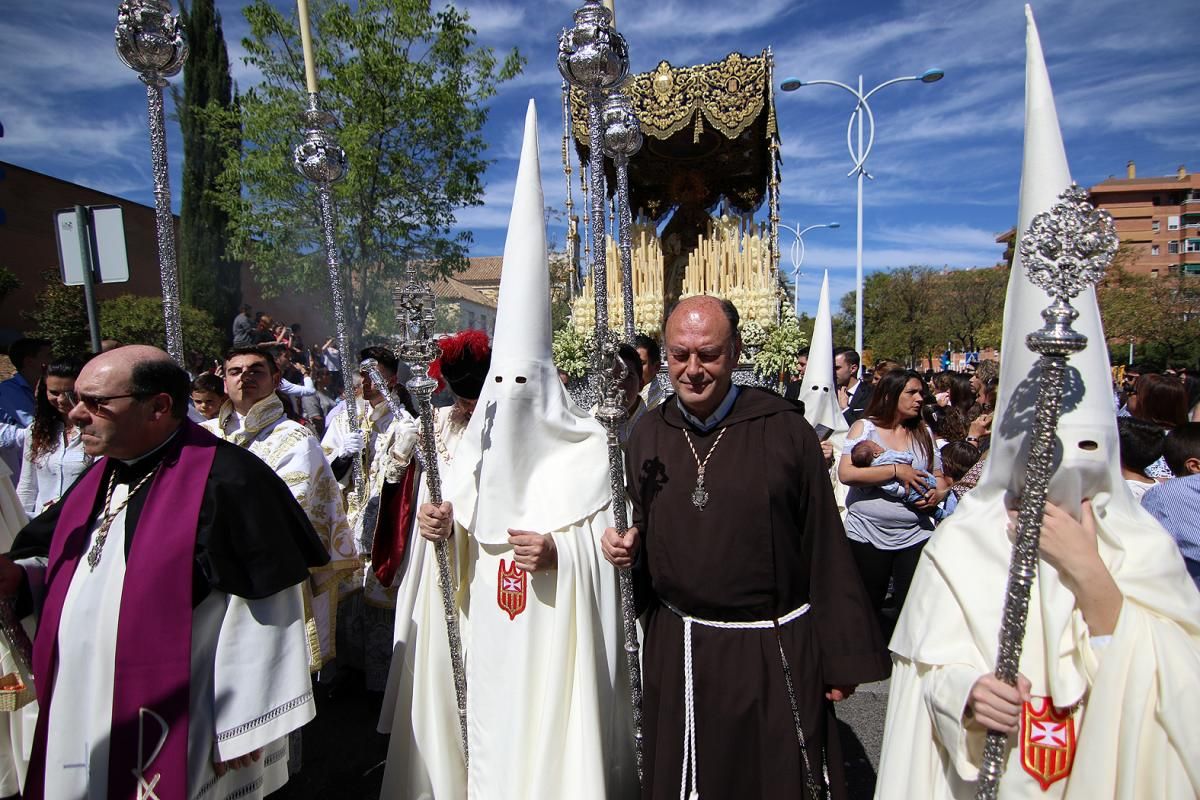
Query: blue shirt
1141 473 1200 589
676 384 740 432
0 374 34 428
0 374 34 485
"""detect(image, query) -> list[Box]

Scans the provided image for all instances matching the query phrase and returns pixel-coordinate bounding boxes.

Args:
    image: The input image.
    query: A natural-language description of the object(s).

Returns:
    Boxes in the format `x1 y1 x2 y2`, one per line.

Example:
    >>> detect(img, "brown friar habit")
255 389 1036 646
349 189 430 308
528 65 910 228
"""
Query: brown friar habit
627 386 889 800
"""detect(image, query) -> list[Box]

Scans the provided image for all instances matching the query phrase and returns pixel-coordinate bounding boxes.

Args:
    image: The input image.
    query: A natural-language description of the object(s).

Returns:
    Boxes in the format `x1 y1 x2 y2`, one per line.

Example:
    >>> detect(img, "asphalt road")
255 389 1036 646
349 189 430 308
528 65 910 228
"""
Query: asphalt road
275 670 892 800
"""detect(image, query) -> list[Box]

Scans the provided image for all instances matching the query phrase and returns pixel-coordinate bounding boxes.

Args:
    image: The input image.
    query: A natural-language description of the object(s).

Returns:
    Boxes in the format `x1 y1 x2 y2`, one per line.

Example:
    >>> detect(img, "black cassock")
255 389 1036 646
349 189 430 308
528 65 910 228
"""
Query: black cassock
627 387 889 800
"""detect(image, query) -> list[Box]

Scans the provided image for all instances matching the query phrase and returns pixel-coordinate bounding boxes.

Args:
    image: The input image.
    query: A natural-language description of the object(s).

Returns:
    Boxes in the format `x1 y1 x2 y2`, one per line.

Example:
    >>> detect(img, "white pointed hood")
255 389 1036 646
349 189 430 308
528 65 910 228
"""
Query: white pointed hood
891 5 1200 708
798 271 848 446
443 101 610 542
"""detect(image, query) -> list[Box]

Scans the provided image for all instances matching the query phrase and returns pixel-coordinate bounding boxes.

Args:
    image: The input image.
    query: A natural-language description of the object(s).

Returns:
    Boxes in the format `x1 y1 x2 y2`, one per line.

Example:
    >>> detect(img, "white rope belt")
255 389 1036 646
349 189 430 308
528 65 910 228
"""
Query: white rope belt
664 601 811 800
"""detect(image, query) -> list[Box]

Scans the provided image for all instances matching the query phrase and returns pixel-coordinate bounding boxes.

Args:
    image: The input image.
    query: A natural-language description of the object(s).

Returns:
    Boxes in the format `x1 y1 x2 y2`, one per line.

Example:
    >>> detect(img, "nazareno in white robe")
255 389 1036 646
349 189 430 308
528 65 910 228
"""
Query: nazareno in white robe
0 460 33 797
378 405 470 799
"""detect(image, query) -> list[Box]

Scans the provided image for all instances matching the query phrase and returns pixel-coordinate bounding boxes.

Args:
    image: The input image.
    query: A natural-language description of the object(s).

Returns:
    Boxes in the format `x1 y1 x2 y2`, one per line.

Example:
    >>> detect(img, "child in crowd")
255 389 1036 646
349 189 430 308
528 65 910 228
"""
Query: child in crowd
1116 416 1165 501
1141 422 1200 588
850 439 947 520
939 440 981 516
190 372 226 420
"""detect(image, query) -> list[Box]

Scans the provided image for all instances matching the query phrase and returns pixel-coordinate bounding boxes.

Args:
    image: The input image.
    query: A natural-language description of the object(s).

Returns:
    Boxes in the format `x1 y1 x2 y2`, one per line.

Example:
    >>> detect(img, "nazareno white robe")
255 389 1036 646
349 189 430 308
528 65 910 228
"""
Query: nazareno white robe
379 406 470 799
0 460 33 797
379 405 638 800
874 490 1200 800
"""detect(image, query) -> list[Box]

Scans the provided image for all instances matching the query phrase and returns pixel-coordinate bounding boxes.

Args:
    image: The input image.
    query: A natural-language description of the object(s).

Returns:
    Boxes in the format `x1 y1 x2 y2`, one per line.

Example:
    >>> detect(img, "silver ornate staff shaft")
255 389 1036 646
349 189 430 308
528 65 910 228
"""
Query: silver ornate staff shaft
392 276 470 767
293 92 365 508
976 185 1117 800
593 342 645 781
116 0 188 366
560 1 643 781
603 92 642 341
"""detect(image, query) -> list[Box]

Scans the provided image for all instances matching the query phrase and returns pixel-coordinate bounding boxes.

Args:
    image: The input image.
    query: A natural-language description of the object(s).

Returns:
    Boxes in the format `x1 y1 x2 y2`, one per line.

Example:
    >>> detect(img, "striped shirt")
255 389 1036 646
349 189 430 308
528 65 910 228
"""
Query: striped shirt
1141 473 1200 589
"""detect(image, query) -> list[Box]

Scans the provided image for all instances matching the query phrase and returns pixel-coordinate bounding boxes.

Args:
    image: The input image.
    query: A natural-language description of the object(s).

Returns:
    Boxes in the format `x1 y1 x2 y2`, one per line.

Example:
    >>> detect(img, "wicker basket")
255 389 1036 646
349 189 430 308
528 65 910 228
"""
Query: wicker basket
0 671 34 712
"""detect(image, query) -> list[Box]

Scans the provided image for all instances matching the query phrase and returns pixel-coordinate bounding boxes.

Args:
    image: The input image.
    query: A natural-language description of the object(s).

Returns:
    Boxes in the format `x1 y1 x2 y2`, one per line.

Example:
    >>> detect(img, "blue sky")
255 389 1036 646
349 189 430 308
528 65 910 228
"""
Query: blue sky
2 0 1195 315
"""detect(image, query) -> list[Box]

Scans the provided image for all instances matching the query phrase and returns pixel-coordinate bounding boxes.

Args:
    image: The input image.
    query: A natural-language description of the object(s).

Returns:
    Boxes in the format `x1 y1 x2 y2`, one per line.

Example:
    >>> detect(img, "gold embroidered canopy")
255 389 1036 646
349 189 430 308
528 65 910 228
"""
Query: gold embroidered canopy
570 50 779 221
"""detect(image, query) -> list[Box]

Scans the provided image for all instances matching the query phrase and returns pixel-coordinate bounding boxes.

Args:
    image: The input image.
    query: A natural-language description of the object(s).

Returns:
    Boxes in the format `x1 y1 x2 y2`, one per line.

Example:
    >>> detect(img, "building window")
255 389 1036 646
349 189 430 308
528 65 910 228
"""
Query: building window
1168 215 1180 230
1186 240 1200 253
1151 245 1160 256
1168 241 1180 254
1151 269 1160 278
1152 220 1161 232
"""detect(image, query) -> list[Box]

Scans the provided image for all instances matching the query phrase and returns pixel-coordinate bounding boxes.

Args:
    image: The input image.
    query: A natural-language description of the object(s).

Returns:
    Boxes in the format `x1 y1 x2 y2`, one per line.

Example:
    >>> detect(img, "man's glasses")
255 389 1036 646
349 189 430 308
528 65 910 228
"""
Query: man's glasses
75 393 145 412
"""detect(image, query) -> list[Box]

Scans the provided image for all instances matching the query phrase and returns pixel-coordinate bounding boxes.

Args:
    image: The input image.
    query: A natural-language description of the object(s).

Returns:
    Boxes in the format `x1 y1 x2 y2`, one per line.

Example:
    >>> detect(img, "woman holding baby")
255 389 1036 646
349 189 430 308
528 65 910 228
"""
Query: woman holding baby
838 369 950 629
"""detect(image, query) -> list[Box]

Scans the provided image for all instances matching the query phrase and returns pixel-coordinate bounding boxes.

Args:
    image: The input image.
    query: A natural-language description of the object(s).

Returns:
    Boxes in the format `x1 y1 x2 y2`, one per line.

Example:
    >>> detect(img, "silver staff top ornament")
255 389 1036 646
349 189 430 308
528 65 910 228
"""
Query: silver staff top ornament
115 0 188 87
294 99 348 185
1019 184 1118 356
393 272 440 387
602 91 643 160
557 1 629 93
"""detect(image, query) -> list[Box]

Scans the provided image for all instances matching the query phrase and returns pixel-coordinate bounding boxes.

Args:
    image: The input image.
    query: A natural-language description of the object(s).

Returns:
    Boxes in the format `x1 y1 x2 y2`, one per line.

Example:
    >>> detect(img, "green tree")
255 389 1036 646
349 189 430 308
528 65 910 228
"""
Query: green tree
99 295 225 363
25 271 89 356
858 266 938 366
218 0 523 344
176 0 242 333
930 266 1009 353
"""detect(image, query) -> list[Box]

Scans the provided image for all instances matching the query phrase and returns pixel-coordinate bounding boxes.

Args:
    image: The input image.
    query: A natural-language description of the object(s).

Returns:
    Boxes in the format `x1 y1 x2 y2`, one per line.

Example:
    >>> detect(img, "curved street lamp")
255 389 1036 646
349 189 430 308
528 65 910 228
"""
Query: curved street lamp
778 221 840 316
780 69 944 366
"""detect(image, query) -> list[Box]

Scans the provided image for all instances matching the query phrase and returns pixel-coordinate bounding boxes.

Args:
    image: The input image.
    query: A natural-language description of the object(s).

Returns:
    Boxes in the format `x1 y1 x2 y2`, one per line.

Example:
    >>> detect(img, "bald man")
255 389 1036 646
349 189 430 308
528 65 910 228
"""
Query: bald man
601 297 888 800
0 346 329 799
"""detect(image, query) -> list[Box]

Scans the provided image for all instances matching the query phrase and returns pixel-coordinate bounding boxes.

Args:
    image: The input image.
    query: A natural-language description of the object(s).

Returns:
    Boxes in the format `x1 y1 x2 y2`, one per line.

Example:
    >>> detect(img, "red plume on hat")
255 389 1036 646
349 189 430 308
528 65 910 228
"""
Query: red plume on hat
430 329 492 399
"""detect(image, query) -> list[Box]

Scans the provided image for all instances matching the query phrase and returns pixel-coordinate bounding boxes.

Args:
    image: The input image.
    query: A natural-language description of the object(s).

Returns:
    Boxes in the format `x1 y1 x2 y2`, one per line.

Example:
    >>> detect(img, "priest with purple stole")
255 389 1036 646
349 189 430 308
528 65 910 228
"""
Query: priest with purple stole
0 346 329 800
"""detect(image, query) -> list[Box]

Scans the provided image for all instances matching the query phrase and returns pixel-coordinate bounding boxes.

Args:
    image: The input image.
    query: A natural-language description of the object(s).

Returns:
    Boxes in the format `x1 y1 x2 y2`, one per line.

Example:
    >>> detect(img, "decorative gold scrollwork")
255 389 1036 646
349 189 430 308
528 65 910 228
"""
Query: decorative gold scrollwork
572 51 770 143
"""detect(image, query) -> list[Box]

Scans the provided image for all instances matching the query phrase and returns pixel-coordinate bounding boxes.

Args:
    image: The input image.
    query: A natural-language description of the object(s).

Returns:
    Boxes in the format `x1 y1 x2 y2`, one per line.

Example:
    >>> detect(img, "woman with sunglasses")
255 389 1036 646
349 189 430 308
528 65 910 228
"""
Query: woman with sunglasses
16 355 92 517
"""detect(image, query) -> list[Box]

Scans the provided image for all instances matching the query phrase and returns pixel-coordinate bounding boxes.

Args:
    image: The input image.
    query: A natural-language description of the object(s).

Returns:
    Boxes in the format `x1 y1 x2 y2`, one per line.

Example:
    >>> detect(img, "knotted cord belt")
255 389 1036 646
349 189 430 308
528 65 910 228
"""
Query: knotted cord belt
663 601 828 800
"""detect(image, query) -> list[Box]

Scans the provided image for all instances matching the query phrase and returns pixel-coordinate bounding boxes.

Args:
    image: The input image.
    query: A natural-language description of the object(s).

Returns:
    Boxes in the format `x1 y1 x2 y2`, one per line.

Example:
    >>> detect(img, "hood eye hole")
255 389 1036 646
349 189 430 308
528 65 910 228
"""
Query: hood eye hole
822 387 829 392
1078 440 1099 451
515 376 527 384
494 376 503 383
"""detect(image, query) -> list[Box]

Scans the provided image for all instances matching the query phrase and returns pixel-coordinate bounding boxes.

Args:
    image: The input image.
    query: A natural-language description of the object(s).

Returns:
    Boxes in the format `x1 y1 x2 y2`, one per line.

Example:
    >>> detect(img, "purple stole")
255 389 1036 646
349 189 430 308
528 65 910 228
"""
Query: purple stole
25 421 218 800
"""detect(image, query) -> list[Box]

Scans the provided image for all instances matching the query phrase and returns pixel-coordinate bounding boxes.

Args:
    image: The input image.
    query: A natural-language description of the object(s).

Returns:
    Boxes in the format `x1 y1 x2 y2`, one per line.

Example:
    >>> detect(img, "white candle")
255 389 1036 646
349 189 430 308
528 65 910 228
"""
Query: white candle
297 0 319 94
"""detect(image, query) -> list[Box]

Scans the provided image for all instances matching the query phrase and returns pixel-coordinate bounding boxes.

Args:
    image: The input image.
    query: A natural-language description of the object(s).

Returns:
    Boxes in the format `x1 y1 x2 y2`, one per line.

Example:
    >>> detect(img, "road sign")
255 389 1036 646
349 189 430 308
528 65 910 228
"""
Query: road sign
54 204 130 285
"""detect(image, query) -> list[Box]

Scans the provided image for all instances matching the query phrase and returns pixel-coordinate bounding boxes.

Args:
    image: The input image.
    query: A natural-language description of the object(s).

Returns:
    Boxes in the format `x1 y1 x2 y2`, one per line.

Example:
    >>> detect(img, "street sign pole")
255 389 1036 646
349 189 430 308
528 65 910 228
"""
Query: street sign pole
74 206 102 354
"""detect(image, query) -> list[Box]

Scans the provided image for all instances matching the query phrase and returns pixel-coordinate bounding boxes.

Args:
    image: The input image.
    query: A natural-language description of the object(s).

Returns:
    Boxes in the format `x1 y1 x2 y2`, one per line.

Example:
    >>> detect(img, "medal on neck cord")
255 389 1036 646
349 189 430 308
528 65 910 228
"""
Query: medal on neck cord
683 427 727 511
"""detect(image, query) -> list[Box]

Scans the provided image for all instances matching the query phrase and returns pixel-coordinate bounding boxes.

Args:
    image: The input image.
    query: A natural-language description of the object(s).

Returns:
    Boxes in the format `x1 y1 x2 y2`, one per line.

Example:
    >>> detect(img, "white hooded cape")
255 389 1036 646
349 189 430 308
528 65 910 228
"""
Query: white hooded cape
389 100 636 800
875 8 1200 799
799 271 850 514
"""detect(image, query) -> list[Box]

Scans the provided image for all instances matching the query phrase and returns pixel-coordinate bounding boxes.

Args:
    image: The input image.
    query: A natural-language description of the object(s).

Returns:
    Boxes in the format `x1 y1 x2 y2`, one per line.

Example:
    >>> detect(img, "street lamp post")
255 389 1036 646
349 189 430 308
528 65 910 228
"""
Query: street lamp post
780 69 943 363
778 221 840 316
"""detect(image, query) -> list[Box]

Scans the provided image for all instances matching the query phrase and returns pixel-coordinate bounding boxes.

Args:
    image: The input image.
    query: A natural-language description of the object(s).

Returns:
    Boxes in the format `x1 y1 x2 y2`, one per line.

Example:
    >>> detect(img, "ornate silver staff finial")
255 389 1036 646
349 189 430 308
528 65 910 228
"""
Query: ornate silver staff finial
291 88 364 508
558 0 629 340
602 91 643 342
976 184 1117 800
116 0 188 366
1020 183 1119 357
557 1 629 94
390 271 471 767
116 0 188 86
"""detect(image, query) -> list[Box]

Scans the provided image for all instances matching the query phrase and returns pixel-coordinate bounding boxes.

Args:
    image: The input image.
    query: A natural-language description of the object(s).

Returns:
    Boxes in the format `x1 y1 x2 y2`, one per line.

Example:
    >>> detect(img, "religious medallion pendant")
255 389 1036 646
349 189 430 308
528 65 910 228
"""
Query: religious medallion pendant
691 467 709 511
87 519 114 571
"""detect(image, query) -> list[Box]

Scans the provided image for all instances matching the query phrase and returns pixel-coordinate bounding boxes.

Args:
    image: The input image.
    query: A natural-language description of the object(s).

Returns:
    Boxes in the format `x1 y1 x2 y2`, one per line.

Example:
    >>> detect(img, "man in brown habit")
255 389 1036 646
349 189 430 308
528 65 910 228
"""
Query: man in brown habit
602 295 889 800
